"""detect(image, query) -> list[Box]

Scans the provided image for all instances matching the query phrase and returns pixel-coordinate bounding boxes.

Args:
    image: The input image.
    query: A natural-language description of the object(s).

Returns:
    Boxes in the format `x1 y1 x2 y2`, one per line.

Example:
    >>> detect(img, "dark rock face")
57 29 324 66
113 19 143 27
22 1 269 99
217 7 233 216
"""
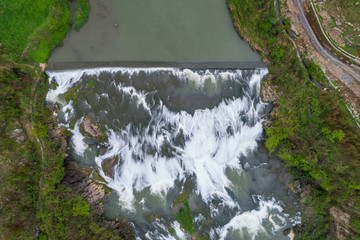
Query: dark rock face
63 158 134 239
63 159 105 210
102 156 119 179
283 228 291 236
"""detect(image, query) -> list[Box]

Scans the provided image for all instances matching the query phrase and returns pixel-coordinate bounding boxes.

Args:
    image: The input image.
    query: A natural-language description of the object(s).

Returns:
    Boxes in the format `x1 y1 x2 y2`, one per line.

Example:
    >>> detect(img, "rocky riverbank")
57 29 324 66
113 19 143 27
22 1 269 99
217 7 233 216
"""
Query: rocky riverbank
227 0 360 239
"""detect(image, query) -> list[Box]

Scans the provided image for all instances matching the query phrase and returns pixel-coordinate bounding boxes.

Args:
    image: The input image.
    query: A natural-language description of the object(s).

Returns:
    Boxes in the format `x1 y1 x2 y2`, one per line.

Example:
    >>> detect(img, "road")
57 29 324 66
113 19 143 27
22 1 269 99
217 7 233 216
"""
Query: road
292 0 360 83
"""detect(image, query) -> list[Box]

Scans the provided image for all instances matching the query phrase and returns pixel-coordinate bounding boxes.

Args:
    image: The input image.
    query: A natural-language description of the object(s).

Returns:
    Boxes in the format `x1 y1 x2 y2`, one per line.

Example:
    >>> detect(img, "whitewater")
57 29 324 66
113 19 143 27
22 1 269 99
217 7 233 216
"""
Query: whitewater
46 67 300 239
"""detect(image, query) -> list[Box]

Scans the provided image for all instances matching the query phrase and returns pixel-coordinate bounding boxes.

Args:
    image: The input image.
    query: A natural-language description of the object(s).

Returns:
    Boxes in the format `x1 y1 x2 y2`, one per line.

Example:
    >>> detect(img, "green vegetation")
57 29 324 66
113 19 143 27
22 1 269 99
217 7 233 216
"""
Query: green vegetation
172 190 195 234
0 0 72 62
74 0 90 31
0 56 122 239
174 201 195 234
0 0 122 239
322 0 360 56
88 80 97 88
64 86 80 102
228 0 360 238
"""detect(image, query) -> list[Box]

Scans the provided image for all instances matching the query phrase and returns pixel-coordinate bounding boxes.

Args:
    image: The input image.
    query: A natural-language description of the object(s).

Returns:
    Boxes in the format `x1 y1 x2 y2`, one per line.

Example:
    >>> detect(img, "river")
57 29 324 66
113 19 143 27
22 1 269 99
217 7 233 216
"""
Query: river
46 0 301 239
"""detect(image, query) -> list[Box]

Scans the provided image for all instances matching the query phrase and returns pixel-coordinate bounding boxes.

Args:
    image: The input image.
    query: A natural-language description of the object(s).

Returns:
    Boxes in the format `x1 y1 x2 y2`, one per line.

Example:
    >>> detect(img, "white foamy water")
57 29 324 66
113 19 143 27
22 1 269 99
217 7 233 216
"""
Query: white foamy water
216 197 285 240
46 67 300 239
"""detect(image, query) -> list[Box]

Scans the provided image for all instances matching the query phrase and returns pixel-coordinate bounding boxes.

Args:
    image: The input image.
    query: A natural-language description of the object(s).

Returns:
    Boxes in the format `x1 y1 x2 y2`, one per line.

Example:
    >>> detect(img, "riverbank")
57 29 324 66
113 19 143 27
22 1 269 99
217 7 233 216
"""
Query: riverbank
0 0 132 238
227 0 360 239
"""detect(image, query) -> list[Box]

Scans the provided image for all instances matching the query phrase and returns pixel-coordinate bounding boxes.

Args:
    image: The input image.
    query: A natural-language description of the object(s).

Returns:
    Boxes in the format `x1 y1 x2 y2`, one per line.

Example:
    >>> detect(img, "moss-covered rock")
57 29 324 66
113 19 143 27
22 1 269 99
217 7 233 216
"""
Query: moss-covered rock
101 156 119 179
64 86 79 102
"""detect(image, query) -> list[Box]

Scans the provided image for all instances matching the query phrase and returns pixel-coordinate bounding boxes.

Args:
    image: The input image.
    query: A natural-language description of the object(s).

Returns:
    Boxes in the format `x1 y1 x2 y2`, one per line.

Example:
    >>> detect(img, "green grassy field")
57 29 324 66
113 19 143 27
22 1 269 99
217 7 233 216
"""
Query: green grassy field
0 0 72 62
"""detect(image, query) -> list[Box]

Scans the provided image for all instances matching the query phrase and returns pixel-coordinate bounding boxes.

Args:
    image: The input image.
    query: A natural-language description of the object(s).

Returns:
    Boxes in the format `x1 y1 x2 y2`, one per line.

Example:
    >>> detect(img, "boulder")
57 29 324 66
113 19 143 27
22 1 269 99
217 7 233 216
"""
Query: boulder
101 156 119 179
329 207 350 228
283 228 291 236
81 116 106 141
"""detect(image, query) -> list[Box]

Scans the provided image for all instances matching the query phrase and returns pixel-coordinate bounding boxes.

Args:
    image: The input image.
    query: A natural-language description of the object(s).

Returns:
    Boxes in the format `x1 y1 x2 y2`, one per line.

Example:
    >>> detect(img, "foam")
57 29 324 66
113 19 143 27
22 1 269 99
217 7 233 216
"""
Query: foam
216 197 286 240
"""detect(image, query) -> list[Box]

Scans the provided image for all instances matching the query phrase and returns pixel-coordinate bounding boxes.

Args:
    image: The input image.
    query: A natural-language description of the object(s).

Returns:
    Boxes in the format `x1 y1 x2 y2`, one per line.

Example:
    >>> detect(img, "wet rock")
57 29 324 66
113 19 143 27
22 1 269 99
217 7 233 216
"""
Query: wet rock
283 228 291 236
39 63 47 72
101 156 119 179
48 126 68 151
80 116 106 141
82 179 106 205
63 159 105 211
63 158 133 238
263 119 272 128
103 218 134 240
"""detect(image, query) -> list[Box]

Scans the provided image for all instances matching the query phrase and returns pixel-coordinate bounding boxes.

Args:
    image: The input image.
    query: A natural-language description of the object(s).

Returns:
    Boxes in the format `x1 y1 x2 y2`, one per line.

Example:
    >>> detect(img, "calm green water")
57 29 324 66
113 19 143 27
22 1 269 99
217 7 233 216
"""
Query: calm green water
48 0 261 64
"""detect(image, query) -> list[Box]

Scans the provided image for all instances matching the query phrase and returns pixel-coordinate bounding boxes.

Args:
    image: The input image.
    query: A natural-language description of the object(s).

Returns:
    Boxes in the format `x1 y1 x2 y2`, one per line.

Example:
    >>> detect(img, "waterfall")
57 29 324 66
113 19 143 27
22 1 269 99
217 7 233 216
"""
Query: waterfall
46 68 300 239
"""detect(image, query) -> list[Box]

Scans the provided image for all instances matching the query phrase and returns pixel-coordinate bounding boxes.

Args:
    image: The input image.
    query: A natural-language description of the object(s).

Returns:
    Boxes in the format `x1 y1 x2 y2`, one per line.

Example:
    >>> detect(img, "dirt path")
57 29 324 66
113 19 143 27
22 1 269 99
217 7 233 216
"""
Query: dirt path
22 63 49 236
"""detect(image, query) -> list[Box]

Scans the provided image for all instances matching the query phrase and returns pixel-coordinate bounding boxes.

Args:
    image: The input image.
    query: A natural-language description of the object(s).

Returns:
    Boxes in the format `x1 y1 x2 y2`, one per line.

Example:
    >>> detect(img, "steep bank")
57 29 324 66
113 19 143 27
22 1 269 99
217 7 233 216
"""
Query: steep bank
227 0 360 239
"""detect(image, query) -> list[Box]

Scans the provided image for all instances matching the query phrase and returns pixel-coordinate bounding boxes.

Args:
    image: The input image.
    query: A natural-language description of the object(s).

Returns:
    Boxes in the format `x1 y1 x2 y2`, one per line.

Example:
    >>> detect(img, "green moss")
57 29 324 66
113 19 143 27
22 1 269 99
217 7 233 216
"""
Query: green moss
69 120 76 130
88 80 96 88
173 191 188 206
174 201 195 234
0 0 72 61
93 170 106 182
145 213 158 223
74 0 90 31
51 81 59 90
168 227 175 235
64 86 79 102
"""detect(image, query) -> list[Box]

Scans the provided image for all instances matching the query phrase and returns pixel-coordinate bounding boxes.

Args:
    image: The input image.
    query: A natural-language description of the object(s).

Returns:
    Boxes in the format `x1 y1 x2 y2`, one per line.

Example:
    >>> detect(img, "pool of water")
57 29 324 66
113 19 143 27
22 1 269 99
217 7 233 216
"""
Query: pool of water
48 0 261 64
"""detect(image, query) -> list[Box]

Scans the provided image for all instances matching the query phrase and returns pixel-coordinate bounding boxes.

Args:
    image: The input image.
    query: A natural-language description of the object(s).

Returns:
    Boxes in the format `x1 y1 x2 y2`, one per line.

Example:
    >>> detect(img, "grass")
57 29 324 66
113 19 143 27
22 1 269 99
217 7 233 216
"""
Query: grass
74 0 90 31
0 0 72 62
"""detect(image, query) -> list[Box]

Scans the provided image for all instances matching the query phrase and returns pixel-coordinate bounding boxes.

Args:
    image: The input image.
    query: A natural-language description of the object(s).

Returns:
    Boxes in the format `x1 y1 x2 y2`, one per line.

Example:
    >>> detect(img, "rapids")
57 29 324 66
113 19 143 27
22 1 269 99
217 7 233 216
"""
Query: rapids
46 68 301 239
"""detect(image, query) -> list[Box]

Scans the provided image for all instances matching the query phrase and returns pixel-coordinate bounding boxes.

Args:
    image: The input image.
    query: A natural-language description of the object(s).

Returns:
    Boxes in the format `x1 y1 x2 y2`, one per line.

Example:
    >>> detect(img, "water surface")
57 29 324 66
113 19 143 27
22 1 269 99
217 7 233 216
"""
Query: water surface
48 0 262 65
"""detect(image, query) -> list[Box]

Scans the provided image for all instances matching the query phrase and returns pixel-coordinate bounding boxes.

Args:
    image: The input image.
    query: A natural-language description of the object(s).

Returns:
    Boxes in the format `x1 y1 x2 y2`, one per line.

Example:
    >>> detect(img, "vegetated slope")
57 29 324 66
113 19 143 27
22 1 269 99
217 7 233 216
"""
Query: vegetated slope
0 0 124 239
316 0 360 56
227 0 360 239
